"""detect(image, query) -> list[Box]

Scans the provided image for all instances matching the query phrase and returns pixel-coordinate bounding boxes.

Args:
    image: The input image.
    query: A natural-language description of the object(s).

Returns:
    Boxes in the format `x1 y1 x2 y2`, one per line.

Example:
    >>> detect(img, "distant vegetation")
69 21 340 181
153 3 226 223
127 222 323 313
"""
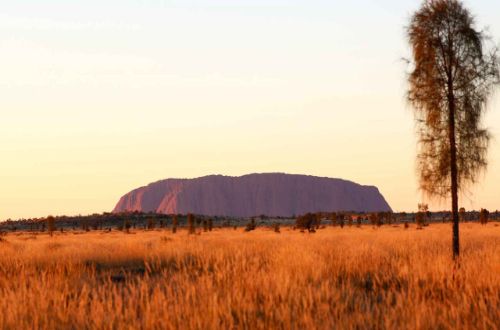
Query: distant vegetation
2 209 499 234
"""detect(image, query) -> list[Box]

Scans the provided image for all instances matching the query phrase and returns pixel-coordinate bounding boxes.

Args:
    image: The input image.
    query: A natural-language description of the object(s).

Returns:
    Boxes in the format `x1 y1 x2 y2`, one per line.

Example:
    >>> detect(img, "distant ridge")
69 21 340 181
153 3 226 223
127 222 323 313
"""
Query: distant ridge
113 173 392 217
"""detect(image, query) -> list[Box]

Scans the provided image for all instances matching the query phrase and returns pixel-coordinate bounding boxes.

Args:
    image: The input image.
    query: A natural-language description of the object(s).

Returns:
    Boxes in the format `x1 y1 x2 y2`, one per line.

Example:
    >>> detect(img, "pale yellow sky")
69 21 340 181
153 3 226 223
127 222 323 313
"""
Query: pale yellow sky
1 1 500 219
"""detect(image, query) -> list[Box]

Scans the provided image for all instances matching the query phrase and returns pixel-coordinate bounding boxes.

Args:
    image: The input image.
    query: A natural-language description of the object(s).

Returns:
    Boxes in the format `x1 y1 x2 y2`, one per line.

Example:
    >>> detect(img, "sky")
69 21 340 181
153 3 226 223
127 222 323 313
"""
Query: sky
1 0 500 219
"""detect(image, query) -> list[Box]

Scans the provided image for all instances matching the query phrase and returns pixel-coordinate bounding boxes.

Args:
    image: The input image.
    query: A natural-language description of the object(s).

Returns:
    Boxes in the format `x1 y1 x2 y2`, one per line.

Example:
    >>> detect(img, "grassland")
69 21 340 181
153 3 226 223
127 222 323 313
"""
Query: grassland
0 223 498 329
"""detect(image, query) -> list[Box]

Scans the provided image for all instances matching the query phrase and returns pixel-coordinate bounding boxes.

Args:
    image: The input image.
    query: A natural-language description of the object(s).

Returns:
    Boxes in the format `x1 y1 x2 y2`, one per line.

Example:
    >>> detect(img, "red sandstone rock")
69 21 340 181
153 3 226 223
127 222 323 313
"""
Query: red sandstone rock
113 173 391 216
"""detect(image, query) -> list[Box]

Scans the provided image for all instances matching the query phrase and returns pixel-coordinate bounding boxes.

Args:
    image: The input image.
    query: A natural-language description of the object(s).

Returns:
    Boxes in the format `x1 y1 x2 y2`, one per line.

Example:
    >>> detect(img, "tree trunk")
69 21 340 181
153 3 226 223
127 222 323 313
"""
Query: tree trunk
448 89 460 259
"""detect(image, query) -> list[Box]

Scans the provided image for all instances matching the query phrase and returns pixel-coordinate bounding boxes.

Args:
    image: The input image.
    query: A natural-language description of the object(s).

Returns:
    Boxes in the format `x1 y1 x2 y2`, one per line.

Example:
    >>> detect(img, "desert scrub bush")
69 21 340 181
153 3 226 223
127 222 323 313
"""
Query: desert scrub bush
330 212 338 226
480 209 489 225
347 215 353 227
459 207 467 222
296 213 316 232
80 220 89 232
314 213 322 229
208 219 213 231
376 212 387 227
416 204 429 229
187 214 195 234
273 223 280 233
338 214 345 229
147 218 156 230
124 220 132 233
172 215 178 234
245 218 256 232
385 212 393 225
46 216 56 237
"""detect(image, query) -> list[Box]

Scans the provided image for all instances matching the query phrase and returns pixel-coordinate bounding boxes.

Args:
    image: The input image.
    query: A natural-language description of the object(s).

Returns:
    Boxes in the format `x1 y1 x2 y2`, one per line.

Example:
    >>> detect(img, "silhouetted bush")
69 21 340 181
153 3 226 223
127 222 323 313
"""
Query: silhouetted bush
480 208 489 225
172 215 178 234
338 214 345 228
245 218 256 232
386 213 393 225
314 213 322 229
124 220 131 233
376 212 386 227
296 213 316 232
459 207 466 222
330 213 338 226
416 204 428 229
47 216 56 237
188 214 195 234
147 219 156 230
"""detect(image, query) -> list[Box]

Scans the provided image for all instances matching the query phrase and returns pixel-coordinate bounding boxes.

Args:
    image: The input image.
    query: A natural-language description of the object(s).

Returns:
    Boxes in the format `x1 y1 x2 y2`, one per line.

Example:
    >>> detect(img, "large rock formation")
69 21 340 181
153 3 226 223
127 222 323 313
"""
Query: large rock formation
113 173 391 217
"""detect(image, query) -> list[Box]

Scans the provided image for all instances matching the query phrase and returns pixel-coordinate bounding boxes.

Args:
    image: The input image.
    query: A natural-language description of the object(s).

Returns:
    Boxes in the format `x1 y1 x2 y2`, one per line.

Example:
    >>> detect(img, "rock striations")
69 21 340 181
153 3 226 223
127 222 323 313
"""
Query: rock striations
113 173 391 217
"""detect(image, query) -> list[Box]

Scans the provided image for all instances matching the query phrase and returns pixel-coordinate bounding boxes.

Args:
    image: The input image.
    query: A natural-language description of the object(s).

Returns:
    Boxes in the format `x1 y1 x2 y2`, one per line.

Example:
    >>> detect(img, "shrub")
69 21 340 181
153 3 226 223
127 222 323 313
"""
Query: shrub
273 223 280 233
208 219 213 231
386 213 393 225
330 213 338 227
124 220 131 233
147 219 156 230
314 213 322 229
47 216 56 237
376 212 385 227
459 207 466 222
172 215 178 234
245 218 256 232
347 215 353 227
480 208 489 225
187 214 195 234
81 220 90 232
339 214 345 229
296 213 316 232
416 204 429 229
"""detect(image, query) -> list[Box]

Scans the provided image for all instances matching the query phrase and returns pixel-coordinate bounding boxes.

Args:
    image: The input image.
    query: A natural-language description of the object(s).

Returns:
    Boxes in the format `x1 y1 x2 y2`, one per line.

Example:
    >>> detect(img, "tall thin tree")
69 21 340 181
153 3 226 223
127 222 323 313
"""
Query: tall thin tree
407 0 499 258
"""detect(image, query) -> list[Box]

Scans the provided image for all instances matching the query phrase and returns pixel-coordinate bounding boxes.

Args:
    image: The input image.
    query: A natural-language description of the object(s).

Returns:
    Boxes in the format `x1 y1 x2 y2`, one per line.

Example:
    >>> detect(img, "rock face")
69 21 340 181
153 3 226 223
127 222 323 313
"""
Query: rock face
113 173 391 217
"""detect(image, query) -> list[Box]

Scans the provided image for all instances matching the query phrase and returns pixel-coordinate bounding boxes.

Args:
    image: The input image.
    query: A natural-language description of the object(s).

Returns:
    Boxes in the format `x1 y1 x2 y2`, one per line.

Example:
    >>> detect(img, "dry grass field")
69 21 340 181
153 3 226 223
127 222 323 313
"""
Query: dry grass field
0 223 498 329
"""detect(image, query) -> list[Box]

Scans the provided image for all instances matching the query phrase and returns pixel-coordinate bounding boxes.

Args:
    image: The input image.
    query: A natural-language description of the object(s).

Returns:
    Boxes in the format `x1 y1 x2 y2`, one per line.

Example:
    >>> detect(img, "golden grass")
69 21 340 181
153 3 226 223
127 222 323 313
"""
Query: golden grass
0 223 499 329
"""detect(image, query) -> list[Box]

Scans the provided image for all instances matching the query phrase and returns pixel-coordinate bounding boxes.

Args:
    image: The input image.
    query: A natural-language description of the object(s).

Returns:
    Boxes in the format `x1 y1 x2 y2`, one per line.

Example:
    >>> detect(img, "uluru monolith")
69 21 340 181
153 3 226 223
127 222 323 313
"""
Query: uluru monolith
113 173 391 217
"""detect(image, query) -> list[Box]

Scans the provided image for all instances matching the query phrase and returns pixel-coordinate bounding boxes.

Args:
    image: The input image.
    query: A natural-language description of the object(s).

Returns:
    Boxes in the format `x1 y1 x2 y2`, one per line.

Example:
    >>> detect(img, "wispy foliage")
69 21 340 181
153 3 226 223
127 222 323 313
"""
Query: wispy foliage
407 0 499 197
